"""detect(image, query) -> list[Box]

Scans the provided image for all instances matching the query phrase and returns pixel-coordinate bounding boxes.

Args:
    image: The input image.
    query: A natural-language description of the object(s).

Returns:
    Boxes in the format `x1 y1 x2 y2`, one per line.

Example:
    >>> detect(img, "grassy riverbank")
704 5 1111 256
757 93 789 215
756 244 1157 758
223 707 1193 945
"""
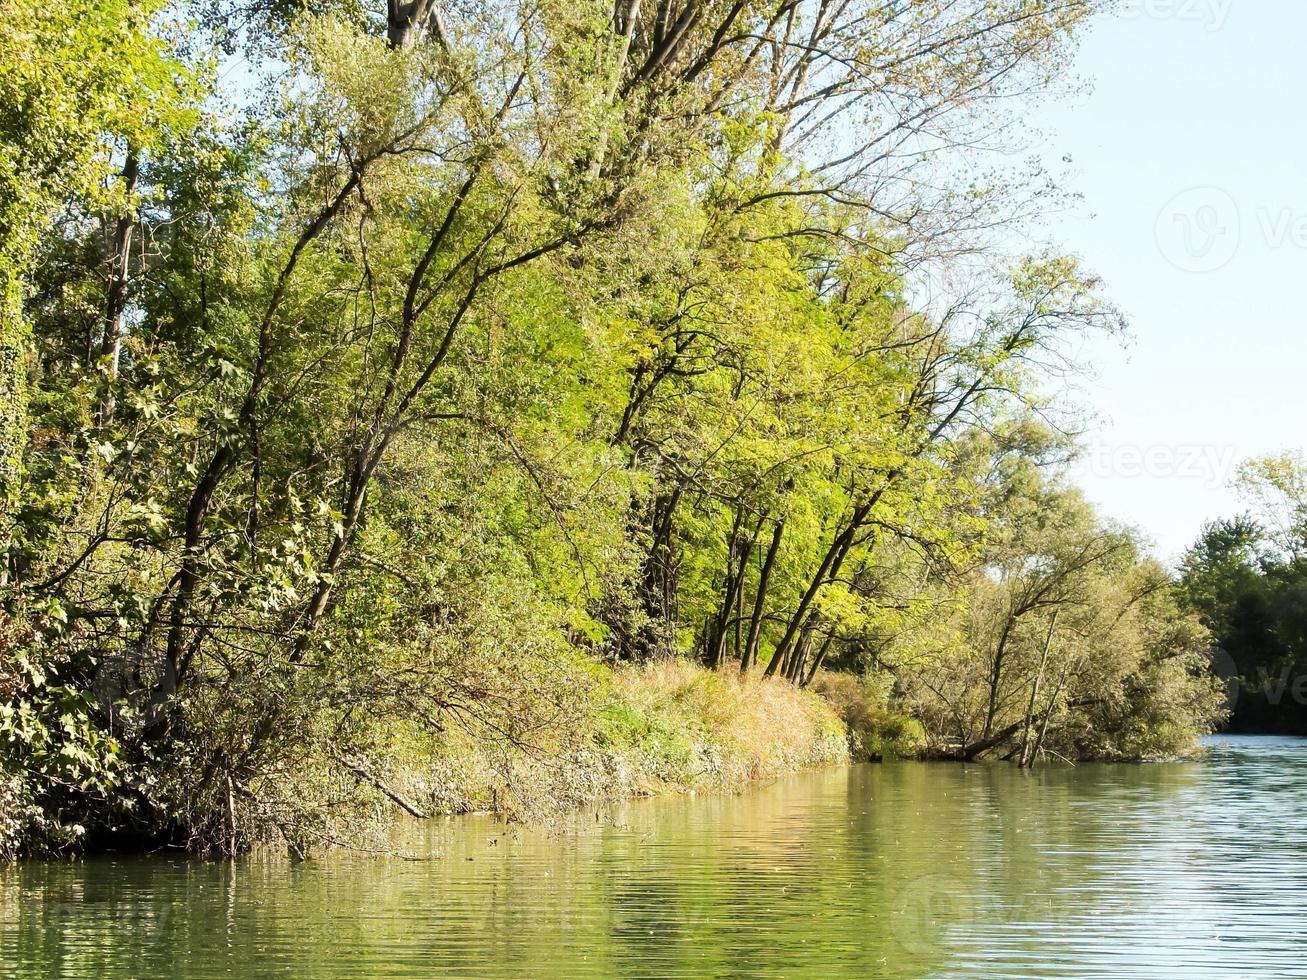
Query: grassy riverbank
3 661 855 858
381 662 852 828
0 650 1216 858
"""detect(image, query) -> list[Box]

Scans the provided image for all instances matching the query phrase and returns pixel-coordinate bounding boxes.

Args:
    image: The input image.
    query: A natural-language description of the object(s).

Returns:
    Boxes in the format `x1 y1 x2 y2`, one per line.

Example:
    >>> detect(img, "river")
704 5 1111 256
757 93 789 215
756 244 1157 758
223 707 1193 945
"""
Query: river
3 735 1305 978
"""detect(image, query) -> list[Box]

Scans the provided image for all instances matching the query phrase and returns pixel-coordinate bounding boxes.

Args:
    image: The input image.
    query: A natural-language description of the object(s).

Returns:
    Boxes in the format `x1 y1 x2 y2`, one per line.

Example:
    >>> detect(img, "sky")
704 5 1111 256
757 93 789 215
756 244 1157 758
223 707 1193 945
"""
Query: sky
1017 0 1307 562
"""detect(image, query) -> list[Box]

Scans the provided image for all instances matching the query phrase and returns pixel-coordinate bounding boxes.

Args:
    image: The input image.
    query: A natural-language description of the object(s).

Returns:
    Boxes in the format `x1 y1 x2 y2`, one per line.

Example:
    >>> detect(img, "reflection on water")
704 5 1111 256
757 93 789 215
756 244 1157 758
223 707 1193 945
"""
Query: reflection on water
4 735 1307 978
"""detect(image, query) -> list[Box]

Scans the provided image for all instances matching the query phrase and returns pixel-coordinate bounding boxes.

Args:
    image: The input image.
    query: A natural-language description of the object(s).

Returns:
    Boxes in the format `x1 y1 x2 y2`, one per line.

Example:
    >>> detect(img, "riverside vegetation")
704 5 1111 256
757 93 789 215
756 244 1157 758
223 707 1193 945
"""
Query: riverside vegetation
1178 452 1307 735
0 0 1227 859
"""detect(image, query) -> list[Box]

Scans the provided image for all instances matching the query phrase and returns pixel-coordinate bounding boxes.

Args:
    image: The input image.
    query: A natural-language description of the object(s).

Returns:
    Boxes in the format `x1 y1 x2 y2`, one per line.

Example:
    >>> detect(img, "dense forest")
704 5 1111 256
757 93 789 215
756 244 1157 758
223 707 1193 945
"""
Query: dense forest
1179 453 1307 734
0 0 1227 858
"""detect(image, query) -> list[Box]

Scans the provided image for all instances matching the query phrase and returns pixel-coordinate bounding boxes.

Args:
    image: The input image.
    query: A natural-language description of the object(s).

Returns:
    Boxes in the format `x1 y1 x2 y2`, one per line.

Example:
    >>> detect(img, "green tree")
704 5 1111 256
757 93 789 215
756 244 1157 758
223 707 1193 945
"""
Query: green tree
2 0 1223 858
0 0 195 504
1178 458 1307 734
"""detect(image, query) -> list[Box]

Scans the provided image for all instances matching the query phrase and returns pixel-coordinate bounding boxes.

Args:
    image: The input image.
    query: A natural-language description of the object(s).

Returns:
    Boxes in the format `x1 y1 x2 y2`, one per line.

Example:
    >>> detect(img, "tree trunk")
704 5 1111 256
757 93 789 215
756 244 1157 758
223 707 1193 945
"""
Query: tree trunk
387 0 445 48
1019 611 1058 768
99 148 138 422
801 633 835 688
742 516 783 673
982 614 1017 741
706 506 746 667
959 719 1027 762
708 507 760 668
763 503 865 677
785 622 816 683
1031 660 1077 765
631 484 683 659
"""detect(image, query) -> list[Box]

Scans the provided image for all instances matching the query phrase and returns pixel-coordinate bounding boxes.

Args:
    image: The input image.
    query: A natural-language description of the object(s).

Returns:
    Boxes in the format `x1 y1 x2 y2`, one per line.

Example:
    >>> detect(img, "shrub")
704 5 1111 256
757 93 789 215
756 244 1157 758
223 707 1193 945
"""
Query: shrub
811 671 926 760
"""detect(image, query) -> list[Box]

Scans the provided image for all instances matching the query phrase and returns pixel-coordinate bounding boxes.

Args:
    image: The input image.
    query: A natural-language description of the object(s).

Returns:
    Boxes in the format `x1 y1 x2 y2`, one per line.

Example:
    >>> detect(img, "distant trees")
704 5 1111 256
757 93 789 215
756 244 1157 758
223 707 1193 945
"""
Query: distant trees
860 446 1225 763
1178 453 1307 734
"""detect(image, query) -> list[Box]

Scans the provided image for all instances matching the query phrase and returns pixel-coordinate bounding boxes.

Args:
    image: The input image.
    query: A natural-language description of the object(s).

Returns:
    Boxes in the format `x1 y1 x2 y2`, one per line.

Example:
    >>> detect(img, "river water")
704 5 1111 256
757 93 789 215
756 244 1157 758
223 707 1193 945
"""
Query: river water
3 735 1306 978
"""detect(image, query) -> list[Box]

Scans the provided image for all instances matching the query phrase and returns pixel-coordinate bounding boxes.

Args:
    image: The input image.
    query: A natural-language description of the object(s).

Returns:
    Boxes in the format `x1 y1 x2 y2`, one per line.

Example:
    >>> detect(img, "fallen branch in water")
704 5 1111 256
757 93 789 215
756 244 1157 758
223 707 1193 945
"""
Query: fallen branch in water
333 755 429 820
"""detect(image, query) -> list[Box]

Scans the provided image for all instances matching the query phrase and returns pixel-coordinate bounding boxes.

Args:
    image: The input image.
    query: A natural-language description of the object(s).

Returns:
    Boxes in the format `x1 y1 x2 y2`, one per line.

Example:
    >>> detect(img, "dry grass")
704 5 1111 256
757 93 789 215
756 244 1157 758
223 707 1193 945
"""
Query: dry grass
608 659 849 792
330 659 851 841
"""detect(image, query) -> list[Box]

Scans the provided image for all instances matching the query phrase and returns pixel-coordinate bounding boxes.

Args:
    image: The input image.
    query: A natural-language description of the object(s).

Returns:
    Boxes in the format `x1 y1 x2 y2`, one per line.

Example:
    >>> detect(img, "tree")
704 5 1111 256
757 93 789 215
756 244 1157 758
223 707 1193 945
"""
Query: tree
2 0 1220 858
0 0 194 506
1236 453 1307 561
1178 463 1307 735
893 466 1225 762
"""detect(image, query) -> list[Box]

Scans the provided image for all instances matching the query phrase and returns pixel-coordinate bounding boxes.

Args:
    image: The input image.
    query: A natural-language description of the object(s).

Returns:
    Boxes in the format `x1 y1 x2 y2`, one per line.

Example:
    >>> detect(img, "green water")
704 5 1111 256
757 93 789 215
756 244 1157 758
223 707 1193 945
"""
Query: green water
4 735 1306 978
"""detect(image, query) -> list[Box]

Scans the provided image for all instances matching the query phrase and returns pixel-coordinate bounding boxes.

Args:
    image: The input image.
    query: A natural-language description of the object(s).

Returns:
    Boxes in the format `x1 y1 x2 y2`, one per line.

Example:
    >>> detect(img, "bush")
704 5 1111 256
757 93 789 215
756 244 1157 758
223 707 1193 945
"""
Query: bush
811 671 926 760
606 660 849 790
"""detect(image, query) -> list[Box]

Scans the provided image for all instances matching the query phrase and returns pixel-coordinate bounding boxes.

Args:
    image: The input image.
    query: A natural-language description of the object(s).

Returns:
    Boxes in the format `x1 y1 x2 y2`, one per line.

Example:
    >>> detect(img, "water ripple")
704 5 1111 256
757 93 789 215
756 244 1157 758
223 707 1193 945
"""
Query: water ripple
4 735 1307 978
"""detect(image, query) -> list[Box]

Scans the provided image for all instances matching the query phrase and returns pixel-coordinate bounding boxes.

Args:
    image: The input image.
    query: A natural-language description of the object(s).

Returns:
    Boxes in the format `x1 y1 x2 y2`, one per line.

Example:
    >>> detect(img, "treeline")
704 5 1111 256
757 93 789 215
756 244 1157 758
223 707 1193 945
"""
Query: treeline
1179 453 1307 734
0 0 1224 857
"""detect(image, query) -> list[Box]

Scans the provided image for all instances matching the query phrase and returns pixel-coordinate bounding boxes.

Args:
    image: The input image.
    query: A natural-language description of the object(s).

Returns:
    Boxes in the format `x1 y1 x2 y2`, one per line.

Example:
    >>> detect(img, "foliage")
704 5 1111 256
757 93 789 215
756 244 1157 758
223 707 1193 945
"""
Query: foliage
0 0 1223 856
881 464 1226 762
0 0 196 503
810 671 926 761
1179 455 1307 734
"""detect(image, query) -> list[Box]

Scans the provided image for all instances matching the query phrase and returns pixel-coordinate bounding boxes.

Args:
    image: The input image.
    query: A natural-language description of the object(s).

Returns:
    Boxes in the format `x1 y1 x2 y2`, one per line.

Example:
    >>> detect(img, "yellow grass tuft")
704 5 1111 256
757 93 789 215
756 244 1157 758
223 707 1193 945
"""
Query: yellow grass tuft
610 659 849 791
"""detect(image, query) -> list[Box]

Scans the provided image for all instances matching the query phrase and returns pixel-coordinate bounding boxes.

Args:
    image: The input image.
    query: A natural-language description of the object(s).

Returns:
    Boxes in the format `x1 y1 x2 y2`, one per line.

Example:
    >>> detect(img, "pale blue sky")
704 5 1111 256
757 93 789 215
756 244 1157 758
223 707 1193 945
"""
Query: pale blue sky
1026 0 1307 561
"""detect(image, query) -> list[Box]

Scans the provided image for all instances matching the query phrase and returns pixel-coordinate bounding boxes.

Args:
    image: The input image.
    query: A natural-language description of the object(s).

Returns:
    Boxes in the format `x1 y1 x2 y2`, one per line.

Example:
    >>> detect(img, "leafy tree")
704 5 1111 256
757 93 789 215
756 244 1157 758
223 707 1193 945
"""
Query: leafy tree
0 0 196 503
1178 458 1307 734
0 0 1224 857
890 463 1225 762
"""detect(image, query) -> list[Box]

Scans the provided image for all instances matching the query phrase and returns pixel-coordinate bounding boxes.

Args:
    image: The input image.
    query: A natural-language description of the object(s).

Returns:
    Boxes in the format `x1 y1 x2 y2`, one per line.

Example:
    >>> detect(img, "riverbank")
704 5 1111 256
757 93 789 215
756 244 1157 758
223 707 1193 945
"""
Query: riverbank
0 651 1212 859
2 661 856 859
392 661 853 826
